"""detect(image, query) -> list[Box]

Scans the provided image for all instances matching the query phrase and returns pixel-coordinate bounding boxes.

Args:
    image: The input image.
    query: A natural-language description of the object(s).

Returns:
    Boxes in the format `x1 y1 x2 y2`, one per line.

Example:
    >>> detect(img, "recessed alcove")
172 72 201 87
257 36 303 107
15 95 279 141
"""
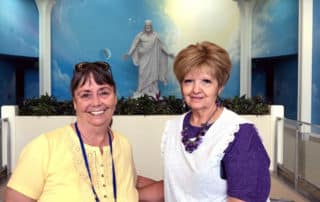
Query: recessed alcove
0 54 38 107
252 54 298 119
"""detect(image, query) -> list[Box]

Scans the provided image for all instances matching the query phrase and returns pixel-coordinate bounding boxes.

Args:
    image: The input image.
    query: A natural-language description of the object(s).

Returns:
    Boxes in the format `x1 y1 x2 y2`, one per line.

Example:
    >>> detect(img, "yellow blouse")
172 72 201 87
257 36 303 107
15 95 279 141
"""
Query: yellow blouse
8 125 138 202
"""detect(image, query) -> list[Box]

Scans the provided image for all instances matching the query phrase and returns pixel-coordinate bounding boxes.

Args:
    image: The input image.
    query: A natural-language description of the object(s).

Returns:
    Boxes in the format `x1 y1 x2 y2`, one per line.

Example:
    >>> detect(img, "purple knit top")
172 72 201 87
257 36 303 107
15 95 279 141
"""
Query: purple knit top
183 112 270 202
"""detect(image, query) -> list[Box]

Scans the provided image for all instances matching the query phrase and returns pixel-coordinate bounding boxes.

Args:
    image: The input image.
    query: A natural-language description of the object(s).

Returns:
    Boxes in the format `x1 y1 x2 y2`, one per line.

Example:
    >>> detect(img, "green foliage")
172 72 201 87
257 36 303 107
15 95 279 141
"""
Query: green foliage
222 95 270 115
18 94 269 116
19 94 75 116
115 95 187 115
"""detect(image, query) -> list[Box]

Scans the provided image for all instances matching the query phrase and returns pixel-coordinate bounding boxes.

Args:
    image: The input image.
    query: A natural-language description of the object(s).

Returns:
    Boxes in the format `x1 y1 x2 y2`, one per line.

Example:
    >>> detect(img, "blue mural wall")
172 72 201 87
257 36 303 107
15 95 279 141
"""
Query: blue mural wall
252 1 298 58
312 0 320 125
0 1 39 106
0 1 38 57
272 57 298 119
0 0 312 123
50 0 241 100
0 54 39 106
0 60 16 106
251 0 298 119
1 0 241 100
24 67 39 98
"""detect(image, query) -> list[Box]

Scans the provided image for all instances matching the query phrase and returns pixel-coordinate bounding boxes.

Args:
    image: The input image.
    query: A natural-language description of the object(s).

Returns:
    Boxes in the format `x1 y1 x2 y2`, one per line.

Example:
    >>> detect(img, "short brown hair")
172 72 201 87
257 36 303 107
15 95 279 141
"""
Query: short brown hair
173 41 231 87
70 61 116 98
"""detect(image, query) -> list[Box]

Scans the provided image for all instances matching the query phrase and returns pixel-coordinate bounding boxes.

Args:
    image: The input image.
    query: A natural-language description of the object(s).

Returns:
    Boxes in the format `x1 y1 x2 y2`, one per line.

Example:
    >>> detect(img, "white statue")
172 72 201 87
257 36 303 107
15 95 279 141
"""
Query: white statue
124 19 174 98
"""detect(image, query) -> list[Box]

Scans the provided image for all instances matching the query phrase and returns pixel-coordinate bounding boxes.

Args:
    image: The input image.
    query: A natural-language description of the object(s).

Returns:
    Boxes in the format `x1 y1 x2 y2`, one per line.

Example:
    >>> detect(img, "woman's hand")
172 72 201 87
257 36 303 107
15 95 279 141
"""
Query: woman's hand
227 196 246 202
136 175 157 188
136 176 164 202
5 187 36 202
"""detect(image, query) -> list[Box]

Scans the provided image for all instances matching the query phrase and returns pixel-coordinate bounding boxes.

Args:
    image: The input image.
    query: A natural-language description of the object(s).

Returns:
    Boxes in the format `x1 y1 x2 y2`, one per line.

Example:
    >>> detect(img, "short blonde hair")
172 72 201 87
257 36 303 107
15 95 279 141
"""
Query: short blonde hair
173 41 231 87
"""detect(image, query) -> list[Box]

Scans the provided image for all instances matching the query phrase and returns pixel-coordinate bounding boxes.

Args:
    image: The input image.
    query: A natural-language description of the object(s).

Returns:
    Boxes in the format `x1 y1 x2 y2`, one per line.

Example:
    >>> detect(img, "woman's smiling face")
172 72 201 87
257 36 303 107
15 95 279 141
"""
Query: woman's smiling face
181 65 221 112
73 73 117 127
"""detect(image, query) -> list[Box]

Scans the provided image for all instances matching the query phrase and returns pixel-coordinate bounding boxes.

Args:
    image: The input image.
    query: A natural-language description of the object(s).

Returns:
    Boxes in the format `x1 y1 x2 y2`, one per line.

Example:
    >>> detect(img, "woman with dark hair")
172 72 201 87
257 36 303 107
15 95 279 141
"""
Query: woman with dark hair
5 62 138 202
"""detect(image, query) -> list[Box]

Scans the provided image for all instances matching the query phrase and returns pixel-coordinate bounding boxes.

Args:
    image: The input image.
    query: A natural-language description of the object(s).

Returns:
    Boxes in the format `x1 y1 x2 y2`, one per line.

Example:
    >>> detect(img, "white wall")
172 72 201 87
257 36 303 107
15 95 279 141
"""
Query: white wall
2 105 284 180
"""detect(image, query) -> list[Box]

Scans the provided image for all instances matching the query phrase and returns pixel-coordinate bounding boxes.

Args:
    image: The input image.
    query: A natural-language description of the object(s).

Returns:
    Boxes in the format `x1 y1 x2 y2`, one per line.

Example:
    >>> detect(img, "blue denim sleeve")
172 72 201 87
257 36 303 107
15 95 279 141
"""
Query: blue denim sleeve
222 123 271 202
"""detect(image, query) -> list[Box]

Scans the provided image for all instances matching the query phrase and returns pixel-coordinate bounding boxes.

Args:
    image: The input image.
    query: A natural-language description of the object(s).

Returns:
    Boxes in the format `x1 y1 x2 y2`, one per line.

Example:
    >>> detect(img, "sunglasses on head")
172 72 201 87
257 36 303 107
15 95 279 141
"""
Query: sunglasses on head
74 61 113 78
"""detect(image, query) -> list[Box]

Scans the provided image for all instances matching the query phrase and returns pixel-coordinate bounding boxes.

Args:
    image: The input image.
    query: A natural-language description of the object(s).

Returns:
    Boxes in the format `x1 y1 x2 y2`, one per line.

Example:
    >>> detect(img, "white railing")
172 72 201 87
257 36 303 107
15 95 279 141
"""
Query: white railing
275 117 320 201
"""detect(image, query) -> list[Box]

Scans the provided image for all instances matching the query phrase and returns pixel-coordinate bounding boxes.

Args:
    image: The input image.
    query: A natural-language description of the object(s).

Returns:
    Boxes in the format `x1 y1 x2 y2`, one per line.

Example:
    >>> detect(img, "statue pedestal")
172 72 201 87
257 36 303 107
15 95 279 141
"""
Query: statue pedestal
132 91 158 100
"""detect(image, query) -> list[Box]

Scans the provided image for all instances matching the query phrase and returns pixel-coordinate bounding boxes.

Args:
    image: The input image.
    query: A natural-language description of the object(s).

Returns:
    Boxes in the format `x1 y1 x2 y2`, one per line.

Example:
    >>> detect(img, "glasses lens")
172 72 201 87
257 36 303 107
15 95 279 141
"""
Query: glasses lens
75 61 112 77
94 61 110 71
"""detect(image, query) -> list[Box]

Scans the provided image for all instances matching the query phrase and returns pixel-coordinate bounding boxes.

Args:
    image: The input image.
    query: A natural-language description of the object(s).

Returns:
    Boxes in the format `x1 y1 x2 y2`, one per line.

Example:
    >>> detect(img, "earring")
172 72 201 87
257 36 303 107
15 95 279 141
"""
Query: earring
182 99 186 109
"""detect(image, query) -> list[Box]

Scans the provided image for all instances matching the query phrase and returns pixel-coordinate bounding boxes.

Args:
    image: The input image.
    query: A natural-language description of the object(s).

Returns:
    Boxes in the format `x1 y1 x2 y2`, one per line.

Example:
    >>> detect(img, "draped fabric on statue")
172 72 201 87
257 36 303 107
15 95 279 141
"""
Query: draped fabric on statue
129 32 169 97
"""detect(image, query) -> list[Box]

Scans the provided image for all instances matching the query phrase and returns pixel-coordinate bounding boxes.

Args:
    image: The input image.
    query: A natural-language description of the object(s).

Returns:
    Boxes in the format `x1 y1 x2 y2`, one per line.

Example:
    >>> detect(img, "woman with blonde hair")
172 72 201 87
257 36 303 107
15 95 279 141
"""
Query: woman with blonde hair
161 41 270 201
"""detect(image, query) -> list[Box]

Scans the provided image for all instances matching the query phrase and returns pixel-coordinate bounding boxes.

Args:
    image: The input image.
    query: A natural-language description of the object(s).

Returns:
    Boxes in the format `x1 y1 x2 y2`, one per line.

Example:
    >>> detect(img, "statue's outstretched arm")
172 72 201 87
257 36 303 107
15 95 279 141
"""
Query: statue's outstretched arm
157 37 174 58
128 33 142 55
124 33 142 62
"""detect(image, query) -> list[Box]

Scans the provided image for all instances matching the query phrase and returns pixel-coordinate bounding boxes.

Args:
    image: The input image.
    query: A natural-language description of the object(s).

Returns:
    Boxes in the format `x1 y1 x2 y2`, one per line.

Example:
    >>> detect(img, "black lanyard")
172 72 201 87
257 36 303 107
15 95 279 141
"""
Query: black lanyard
75 122 117 202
